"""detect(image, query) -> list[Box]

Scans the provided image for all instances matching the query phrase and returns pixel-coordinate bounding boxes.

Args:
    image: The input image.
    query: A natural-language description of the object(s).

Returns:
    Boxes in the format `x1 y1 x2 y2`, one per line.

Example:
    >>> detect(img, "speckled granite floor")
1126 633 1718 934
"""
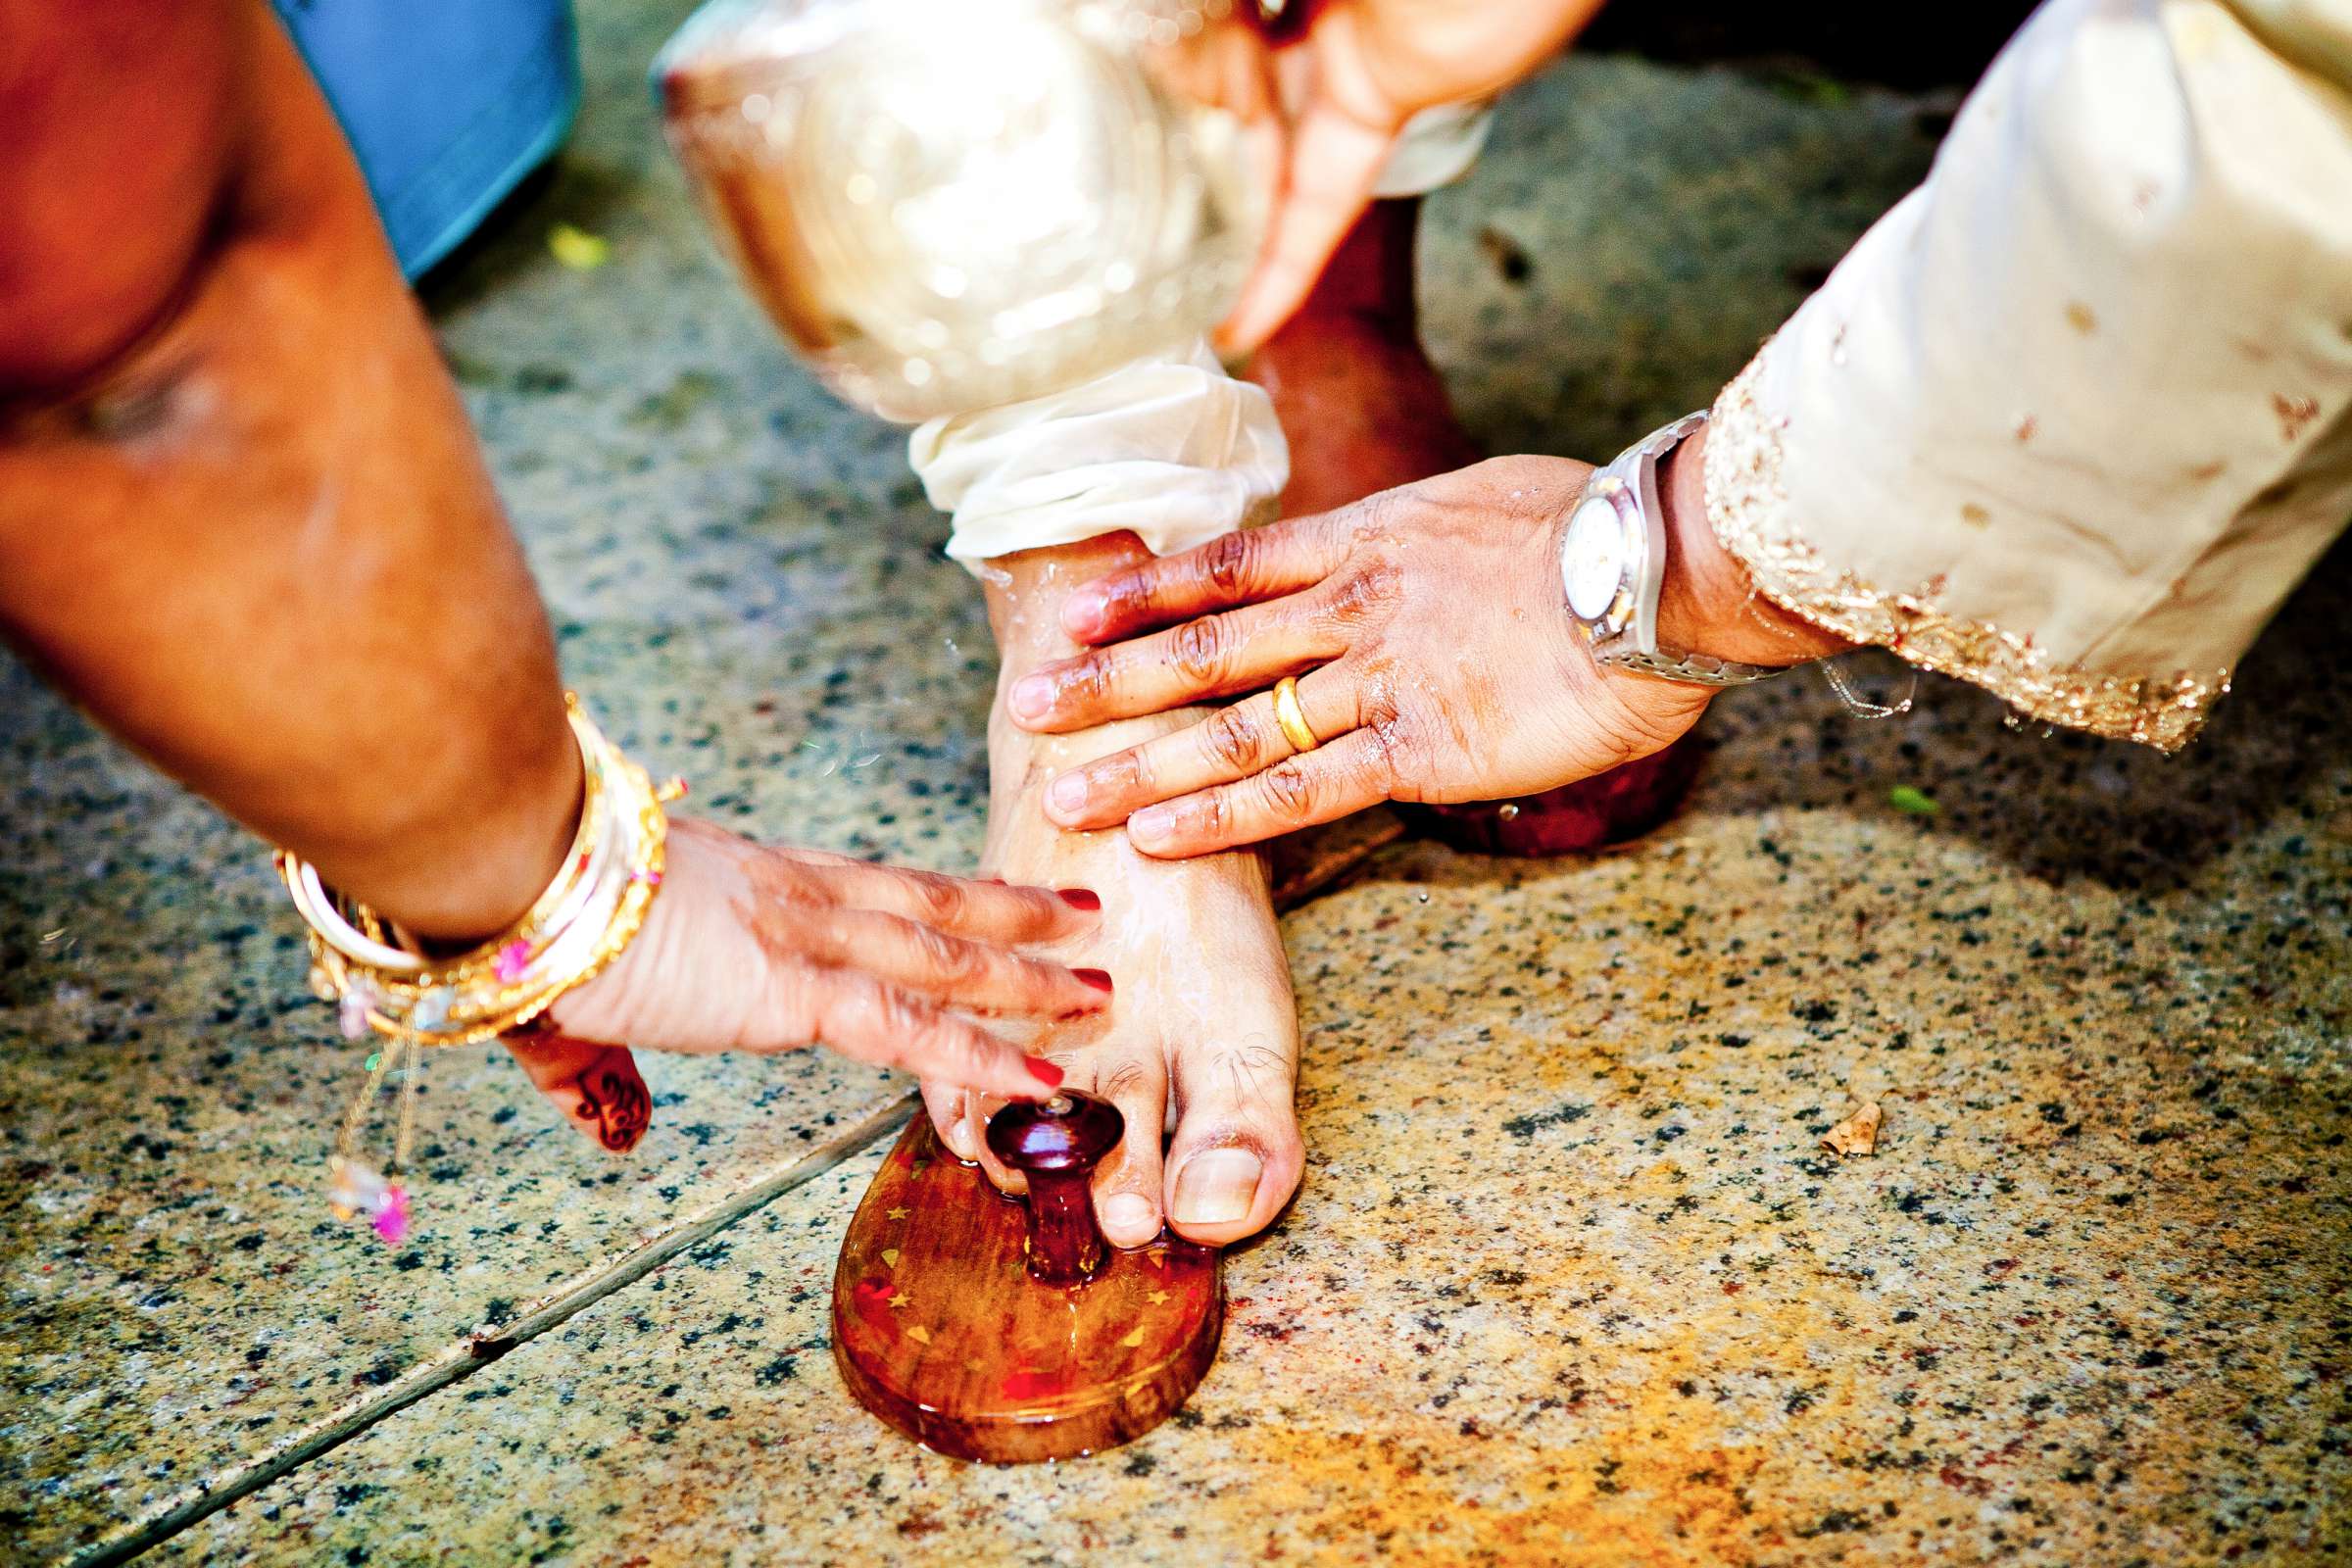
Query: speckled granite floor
5 2 2349 1564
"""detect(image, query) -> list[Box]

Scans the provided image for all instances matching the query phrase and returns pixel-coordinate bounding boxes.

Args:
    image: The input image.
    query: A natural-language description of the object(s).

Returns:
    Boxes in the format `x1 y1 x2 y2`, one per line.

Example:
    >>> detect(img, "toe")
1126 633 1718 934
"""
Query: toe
920 1080 983 1163
1083 1046 1169 1249
1164 1033 1302 1245
964 1048 1164 1238
964 1092 1027 1196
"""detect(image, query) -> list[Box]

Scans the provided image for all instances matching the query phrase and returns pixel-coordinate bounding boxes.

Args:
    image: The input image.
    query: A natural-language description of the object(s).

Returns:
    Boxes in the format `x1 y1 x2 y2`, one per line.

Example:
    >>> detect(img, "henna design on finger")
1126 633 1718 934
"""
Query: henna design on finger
574 1064 652 1152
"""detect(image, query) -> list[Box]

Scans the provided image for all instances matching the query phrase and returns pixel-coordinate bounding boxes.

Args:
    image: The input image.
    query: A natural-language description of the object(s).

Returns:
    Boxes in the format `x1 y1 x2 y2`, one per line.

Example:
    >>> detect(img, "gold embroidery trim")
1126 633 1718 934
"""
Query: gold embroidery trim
1702 354 2228 753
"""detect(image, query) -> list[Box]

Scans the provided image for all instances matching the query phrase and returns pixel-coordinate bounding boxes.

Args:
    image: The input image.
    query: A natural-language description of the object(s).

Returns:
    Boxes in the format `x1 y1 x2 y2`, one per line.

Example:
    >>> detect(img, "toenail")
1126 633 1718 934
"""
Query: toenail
1102 1192 1156 1237
1008 674 1054 722
1046 771 1088 815
1172 1148 1261 1227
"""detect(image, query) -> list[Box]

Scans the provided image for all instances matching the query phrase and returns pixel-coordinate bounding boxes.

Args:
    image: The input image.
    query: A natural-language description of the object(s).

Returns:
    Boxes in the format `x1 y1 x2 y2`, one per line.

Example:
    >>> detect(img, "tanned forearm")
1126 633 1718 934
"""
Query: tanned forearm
0 0 577 941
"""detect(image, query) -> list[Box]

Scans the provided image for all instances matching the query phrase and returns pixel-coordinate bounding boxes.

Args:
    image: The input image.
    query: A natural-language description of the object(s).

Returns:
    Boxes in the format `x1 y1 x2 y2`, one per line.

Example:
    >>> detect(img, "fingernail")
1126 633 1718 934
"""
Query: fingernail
1008 674 1053 722
1129 806 1173 843
1057 888 1101 911
1102 1192 1157 1240
1024 1055 1064 1088
1062 588 1105 639
1073 967 1113 994
1046 772 1088 816
1172 1148 1261 1227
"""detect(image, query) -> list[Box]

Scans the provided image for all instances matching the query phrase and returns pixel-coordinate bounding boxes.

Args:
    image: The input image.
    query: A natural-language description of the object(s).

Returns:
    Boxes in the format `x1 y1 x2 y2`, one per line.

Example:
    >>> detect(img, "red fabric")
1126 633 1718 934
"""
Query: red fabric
1408 731 1703 858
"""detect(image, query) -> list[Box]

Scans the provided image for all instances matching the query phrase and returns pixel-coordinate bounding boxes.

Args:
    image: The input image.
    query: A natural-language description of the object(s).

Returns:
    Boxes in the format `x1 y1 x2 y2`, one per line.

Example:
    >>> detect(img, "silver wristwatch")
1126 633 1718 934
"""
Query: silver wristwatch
1558 412 1787 688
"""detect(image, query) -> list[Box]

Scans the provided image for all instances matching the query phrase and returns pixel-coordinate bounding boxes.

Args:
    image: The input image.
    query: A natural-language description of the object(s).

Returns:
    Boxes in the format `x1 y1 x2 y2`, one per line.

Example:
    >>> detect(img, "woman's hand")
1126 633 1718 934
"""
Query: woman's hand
506 818 1106 1152
1000 456 1717 858
1177 0 1609 352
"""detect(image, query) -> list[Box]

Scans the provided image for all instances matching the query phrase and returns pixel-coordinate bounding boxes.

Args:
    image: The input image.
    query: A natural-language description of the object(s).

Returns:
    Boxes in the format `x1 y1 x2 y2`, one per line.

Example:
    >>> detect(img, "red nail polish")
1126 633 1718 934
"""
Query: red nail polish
1074 968 1114 994
1024 1055 1065 1087
1058 888 1102 911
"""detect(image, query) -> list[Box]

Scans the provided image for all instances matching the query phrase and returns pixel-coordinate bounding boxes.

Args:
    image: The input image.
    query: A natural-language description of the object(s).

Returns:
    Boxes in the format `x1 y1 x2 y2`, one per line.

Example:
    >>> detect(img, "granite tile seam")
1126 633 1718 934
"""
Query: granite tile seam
64 1088 921 1568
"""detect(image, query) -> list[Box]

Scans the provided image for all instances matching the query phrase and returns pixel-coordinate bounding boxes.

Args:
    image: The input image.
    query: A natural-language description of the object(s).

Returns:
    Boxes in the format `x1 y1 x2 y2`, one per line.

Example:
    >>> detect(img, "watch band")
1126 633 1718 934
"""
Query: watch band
1603 647 1787 687
1617 411 1709 480
1583 413 1788 689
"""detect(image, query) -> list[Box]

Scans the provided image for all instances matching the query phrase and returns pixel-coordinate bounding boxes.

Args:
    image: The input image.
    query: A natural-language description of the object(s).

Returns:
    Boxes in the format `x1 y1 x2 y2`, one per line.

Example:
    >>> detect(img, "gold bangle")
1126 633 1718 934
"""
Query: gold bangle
295 697 682 1243
278 694 678 1048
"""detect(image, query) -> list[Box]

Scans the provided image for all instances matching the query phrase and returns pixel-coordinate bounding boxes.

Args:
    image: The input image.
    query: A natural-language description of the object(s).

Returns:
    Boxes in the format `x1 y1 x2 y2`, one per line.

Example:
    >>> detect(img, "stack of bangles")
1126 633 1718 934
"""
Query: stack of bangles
273 694 681 1242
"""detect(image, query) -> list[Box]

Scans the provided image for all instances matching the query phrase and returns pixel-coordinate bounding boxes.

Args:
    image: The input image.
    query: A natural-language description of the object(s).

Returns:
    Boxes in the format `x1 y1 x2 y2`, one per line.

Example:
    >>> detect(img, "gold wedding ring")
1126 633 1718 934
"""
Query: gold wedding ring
1272 676 1320 754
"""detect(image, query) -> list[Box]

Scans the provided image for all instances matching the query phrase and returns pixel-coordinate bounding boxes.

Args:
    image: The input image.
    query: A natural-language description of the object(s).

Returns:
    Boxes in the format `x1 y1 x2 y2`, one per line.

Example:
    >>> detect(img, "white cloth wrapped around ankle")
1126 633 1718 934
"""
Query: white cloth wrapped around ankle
910 336 1289 567
908 104 1490 569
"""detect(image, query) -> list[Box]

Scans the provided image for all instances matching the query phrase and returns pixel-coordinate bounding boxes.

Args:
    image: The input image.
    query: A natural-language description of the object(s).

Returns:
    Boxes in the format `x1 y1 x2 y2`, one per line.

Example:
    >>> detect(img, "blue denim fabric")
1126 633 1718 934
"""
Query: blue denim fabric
272 0 581 277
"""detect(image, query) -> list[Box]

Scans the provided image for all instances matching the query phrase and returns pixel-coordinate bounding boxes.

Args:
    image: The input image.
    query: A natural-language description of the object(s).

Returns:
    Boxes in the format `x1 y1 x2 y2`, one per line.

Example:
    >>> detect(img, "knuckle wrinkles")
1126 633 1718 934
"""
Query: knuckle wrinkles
1352 490 1401 544
1202 707 1262 772
873 984 928 1041
1202 531 1253 597
773 868 831 909
1358 554 1404 602
910 872 964 926
1193 791 1231 841
1261 761 1318 819
1169 616 1226 685
1114 746 1155 796
1322 572 1375 625
1102 574 1152 624
910 922 979 981
1062 658 1111 707
935 1022 990 1077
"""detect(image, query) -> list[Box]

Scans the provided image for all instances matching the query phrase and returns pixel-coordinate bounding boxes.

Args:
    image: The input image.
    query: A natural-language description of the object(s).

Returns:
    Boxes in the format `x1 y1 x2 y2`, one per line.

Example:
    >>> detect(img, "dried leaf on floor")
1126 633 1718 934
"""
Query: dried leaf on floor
1821 1102 1884 1156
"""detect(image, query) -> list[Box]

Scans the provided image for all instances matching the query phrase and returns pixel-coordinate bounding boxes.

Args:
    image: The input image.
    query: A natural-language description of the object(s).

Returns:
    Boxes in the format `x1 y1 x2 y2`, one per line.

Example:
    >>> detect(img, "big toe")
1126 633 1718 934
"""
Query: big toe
1164 1039 1302 1246
920 1080 985 1162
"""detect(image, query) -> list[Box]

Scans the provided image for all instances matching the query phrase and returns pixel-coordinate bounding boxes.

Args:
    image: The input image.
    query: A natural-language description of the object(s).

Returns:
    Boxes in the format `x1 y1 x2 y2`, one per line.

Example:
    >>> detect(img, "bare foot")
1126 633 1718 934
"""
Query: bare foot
1245 197 1482 515
921 533 1303 1248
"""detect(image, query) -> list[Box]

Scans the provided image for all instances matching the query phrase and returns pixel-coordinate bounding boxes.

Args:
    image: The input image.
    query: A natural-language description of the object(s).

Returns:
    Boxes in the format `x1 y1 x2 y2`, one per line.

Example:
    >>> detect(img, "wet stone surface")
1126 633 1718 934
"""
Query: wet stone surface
7 2 2352 1564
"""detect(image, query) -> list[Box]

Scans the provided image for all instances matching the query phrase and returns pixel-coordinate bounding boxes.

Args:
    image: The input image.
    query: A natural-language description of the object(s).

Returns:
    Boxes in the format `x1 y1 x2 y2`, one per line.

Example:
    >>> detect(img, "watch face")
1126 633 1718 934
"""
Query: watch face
1561 495 1628 622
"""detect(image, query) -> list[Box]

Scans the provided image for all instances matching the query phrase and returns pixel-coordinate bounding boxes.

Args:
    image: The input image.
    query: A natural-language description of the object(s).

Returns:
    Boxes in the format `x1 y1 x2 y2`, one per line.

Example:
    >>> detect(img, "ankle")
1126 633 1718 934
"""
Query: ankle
1269 198 1422 337
981 532 1156 670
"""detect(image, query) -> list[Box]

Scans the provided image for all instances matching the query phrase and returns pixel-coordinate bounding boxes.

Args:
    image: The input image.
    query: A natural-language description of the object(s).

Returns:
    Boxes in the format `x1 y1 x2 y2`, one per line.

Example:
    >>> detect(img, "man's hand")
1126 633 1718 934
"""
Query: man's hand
1176 0 1609 353
999 438 1850 858
998 455 1710 856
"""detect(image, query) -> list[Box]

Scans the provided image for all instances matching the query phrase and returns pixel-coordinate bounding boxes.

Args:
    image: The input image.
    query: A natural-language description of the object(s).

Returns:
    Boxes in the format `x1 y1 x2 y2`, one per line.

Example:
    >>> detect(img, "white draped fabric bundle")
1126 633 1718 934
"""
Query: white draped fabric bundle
909 105 1493 567
911 336 1290 564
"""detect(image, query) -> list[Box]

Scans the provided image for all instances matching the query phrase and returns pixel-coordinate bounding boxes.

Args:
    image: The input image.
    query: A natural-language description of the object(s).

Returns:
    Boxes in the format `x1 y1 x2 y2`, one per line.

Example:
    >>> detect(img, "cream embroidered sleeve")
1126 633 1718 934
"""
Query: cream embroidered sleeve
1704 0 2352 749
